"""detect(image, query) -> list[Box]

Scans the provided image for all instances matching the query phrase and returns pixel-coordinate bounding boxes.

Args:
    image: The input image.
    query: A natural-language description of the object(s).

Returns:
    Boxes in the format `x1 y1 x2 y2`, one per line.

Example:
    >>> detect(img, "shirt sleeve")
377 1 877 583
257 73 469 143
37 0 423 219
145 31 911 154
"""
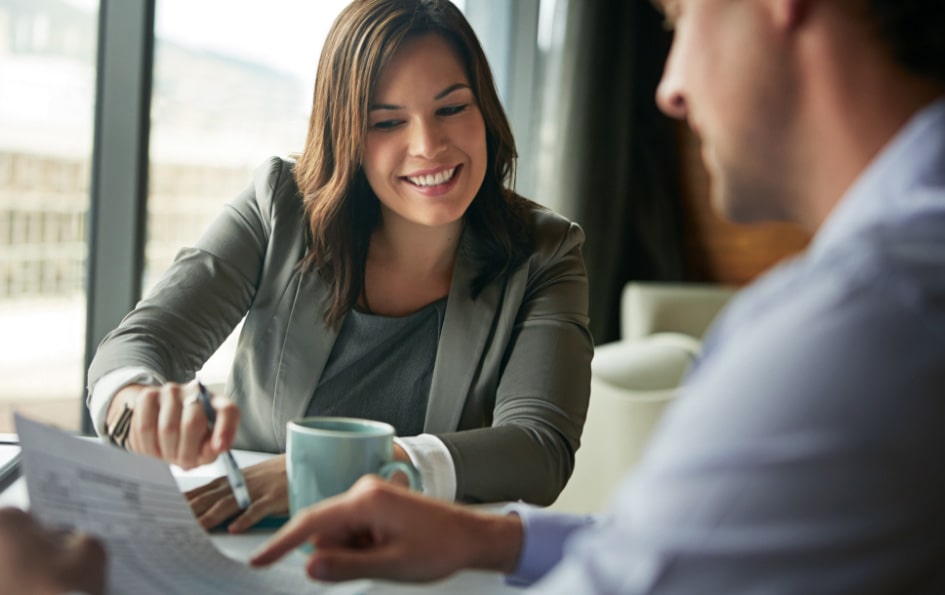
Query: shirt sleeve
502 502 596 587
528 266 945 593
86 367 164 437
393 434 456 501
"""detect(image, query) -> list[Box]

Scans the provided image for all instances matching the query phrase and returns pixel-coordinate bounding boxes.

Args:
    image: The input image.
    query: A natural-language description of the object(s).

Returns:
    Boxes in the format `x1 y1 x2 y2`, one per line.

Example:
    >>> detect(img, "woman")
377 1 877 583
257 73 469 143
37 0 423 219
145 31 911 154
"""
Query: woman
87 0 592 530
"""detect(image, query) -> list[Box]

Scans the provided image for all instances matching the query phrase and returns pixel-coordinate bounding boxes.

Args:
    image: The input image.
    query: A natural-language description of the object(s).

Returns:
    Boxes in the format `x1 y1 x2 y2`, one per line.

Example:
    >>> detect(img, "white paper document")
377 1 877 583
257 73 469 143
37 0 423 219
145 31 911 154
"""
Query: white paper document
14 415 367 595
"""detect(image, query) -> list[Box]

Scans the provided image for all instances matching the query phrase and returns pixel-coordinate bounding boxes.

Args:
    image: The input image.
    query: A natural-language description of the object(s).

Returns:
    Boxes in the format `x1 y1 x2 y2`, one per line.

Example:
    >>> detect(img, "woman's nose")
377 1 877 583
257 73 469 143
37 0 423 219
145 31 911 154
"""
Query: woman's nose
409 119 448 159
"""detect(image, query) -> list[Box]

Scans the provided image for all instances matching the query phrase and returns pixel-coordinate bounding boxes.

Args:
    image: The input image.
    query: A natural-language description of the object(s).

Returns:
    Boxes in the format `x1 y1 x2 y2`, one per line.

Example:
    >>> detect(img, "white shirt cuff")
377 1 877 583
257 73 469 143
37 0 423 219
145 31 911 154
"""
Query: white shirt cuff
87 367 165 437
393 434 457 501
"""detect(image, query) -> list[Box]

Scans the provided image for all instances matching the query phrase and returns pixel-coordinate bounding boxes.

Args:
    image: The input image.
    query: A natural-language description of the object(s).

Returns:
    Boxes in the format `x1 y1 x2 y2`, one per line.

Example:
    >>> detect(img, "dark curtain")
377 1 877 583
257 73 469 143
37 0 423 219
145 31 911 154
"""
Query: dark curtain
546 0 686 344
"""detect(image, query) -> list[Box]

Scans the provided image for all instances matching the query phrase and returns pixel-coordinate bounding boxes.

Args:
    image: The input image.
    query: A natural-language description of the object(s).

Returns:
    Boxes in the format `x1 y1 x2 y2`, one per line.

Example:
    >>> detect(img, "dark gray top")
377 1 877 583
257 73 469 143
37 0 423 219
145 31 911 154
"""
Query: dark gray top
305 298 447 437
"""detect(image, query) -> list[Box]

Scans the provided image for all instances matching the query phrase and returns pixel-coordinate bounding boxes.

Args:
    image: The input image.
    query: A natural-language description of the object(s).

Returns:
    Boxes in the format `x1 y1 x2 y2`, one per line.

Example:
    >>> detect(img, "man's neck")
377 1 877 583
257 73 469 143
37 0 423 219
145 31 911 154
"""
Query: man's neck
791 7 945 231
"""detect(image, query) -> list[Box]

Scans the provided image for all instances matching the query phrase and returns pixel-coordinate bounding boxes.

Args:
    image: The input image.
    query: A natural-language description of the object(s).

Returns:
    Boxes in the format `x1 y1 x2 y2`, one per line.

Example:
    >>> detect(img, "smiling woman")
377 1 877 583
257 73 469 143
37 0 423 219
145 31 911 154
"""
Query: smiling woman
86 0 592 533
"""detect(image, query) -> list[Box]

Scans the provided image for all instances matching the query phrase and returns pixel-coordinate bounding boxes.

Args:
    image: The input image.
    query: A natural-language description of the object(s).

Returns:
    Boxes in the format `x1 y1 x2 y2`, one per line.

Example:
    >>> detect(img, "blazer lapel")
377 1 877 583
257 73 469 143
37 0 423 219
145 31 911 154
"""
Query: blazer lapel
271 268 339 446
425 232 504 433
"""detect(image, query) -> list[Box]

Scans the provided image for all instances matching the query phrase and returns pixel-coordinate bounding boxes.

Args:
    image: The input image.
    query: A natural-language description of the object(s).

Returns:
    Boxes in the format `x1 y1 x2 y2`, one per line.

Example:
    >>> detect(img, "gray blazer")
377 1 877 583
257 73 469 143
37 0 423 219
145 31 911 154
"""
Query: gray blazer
89 157 593 505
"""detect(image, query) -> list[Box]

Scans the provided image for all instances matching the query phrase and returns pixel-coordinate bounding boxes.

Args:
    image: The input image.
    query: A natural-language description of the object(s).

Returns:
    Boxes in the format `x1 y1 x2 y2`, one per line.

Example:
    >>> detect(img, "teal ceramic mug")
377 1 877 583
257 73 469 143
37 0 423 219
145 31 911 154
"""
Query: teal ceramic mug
286 417 422 517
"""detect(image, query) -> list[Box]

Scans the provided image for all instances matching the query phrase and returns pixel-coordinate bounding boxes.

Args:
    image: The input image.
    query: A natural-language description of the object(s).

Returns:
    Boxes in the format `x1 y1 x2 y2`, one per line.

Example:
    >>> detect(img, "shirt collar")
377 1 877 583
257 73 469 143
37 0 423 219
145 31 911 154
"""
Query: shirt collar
808 97 945 261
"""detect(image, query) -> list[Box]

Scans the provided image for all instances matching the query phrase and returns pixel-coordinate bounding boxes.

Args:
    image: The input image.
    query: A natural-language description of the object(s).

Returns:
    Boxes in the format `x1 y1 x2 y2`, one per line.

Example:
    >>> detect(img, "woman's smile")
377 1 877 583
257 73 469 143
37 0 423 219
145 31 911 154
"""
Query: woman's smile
402 164 463 196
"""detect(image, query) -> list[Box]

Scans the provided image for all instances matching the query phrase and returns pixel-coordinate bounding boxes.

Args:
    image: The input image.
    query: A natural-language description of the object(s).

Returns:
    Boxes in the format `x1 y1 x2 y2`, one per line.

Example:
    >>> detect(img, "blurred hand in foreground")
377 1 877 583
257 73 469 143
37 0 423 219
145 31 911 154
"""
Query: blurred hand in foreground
250 475 524 583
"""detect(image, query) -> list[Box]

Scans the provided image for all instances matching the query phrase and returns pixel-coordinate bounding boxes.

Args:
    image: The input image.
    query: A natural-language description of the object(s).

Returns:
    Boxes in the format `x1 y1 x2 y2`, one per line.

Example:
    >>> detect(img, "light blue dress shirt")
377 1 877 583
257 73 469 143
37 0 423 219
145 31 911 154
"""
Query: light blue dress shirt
508 98 945 593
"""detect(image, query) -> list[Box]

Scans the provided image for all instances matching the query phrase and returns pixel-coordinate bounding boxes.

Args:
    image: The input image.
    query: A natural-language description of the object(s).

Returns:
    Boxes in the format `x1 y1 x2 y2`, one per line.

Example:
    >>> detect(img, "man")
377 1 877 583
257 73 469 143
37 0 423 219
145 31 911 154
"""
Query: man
251 0 945 592
0 507 105 595
6 0 945 591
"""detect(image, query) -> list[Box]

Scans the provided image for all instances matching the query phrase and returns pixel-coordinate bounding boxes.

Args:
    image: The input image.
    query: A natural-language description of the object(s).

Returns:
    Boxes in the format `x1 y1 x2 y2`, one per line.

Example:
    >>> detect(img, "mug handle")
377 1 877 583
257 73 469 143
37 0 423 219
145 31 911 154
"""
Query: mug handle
377 461 422 491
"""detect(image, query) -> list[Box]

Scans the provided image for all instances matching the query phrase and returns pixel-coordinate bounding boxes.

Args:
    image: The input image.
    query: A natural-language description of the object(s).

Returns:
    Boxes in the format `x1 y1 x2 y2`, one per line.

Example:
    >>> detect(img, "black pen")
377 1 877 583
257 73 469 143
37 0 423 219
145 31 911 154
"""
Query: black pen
196 382 251 510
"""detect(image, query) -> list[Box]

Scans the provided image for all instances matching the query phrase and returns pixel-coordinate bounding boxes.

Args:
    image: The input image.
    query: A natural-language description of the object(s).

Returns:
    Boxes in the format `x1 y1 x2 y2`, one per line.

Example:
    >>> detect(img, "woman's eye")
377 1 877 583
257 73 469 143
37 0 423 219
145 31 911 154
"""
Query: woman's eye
438 104 469 117
371 119 402 131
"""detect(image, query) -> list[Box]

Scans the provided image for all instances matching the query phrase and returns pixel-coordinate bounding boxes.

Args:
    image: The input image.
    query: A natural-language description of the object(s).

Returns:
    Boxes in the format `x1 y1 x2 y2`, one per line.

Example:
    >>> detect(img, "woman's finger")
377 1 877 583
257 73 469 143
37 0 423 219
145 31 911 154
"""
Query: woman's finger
178 389 210 469
186 477 229 517
195 492 239 531
156 387 183 463
225 500 272 534
130 389 161 458
185 476 227 501
209 396 240 454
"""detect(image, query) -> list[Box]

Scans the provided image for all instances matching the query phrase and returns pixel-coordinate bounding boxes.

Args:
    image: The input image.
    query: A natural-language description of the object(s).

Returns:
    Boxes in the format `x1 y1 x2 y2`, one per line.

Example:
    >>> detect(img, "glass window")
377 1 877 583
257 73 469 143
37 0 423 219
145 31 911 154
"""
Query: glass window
147 0 354 291
0 0 99 432
148 0 353 386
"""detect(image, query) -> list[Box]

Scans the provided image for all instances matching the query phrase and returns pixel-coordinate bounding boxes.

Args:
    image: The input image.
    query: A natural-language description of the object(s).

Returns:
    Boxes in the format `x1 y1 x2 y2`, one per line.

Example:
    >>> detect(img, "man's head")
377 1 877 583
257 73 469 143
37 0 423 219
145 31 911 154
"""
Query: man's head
863 0 945 86
654 0 945 230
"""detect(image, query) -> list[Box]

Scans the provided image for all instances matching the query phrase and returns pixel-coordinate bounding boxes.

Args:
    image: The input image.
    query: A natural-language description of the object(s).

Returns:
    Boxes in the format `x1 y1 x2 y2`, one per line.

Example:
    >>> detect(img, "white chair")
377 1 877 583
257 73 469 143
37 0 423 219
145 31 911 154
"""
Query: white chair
551 282 736 513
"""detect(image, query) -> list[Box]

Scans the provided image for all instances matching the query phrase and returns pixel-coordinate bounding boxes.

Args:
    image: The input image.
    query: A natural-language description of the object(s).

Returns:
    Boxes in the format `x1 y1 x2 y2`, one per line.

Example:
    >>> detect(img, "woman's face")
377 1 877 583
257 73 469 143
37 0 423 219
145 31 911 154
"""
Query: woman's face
363 34 488 232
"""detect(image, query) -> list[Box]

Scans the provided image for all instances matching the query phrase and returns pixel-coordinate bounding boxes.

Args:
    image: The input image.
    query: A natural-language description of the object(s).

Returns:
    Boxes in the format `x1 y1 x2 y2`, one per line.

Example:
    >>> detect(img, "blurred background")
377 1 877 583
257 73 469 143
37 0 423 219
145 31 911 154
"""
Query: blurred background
0 0 809 433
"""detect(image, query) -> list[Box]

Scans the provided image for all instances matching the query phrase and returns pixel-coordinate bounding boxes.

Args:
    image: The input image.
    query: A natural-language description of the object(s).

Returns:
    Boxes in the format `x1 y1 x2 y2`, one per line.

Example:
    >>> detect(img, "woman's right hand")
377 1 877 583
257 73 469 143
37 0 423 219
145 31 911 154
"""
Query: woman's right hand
105 381 240 470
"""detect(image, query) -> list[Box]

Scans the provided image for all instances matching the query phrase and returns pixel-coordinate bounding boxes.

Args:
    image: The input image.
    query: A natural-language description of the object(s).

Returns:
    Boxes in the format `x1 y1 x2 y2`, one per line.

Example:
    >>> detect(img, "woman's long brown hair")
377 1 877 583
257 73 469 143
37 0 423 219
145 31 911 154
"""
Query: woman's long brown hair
294 0 534 328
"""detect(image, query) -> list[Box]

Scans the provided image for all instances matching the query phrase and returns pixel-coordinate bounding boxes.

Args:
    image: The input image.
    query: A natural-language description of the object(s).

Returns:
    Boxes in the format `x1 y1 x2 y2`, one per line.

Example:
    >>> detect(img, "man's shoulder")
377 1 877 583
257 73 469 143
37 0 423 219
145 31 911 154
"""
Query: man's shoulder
835 200 945 314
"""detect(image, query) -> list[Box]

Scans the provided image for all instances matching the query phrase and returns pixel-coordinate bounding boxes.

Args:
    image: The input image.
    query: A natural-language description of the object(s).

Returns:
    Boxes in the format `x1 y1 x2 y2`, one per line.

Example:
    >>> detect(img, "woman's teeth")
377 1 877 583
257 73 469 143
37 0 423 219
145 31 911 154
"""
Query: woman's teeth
407 167 457 187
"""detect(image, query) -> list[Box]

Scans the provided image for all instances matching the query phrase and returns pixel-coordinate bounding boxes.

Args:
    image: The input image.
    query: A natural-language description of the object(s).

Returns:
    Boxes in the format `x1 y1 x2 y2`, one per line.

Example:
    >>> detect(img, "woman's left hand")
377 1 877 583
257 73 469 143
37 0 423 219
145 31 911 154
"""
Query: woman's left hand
185 455 289 533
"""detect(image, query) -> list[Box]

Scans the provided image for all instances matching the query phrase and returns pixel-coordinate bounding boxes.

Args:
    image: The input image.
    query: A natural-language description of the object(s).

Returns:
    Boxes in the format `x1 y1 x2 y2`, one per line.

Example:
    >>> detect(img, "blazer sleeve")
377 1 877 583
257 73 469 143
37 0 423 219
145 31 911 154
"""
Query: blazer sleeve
86 158 286 390
439 215 594 505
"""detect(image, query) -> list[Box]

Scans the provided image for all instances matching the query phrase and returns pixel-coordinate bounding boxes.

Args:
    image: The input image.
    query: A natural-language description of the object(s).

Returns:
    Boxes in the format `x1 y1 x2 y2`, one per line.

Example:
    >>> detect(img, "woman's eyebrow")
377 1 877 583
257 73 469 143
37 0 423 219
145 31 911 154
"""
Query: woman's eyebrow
370 83 472 111
434 83 471 100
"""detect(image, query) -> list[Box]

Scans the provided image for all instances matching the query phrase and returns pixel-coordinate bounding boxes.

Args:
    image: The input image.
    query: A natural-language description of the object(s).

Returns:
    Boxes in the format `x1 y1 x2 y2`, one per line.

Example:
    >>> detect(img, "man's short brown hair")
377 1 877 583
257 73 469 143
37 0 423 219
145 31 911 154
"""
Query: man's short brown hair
865 0 945 84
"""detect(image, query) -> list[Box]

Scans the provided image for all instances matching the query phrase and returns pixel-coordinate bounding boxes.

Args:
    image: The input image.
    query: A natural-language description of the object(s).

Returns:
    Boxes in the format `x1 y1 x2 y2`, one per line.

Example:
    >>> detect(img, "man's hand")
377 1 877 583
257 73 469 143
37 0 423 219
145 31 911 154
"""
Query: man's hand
106 381 239 469
250 475 524 583
0 508 107 595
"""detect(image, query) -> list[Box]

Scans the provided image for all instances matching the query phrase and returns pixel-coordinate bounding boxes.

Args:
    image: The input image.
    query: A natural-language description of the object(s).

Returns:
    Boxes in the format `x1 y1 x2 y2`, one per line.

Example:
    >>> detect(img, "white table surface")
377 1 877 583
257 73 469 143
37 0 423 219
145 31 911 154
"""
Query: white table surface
1 446 523 594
